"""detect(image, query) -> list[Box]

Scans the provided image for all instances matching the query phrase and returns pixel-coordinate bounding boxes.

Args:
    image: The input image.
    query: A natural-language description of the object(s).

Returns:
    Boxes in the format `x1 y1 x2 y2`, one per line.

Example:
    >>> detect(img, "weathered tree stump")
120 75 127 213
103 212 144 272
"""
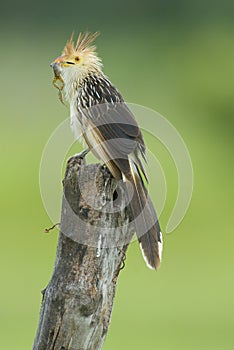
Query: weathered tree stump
33 156 134 350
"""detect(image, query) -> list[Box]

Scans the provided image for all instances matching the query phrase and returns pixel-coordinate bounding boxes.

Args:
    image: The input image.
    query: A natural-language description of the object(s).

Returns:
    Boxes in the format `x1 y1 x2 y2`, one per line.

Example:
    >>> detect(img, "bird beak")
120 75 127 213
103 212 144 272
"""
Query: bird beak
51 55 65 65
50 55 65 69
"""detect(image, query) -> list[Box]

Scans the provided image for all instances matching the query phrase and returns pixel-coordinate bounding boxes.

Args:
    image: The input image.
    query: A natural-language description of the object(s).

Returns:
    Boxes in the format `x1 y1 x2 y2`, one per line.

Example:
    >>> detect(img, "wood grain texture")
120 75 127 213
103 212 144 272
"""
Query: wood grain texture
33 156 134 350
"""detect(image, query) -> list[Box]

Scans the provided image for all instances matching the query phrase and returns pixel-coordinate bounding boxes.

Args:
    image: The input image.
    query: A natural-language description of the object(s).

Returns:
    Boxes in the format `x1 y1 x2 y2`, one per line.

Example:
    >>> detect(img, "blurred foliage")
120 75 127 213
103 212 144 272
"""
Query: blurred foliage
0 1 233 349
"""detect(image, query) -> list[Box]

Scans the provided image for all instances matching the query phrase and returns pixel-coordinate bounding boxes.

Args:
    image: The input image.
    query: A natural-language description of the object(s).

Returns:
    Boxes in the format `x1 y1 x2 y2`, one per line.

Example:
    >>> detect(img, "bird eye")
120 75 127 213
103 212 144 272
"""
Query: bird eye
74 56 80 62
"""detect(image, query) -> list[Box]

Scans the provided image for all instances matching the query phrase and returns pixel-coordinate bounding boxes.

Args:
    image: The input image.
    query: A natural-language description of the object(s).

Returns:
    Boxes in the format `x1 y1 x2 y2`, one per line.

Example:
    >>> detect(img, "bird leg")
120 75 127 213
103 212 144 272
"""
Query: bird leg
67 148 90 164
76 148 90 159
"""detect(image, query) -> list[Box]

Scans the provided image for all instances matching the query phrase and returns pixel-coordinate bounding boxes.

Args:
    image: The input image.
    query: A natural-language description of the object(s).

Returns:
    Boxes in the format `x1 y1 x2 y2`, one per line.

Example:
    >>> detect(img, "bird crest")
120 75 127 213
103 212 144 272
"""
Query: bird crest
63 32 100 56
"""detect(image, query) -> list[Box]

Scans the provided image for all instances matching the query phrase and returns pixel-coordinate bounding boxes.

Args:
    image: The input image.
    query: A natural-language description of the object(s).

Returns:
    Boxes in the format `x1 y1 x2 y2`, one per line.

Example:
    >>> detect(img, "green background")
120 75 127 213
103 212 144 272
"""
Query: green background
1 1 233 349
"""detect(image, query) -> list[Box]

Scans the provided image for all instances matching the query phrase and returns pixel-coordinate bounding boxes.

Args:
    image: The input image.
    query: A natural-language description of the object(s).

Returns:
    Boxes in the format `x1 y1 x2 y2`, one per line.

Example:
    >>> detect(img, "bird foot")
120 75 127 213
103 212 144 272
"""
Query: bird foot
67 149 90 164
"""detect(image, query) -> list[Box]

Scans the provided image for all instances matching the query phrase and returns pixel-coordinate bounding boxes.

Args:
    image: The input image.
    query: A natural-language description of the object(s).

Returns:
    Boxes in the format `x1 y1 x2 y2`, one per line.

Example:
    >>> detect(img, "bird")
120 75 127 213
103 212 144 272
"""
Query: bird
50 32 163 269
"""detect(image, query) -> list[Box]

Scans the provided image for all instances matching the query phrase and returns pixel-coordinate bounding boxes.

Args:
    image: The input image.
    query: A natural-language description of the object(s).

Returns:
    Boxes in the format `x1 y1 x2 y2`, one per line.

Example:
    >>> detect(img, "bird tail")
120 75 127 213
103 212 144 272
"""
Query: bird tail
124 162 163 269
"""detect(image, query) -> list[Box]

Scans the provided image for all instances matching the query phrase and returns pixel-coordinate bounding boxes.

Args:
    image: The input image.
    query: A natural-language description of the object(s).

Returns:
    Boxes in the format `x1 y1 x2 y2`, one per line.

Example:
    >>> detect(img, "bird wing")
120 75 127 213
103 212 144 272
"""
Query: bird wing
81 101 147 180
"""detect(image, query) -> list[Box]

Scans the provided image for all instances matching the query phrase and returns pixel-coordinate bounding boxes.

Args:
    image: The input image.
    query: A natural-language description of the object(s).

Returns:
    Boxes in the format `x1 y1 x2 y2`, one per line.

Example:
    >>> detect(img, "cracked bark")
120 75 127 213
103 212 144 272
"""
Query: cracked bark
33 157 134 350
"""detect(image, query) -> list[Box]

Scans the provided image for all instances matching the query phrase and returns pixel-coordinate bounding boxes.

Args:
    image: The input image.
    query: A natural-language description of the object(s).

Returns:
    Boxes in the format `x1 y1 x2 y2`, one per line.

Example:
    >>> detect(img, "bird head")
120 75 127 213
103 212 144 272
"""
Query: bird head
51 32 102 80
51 32 102 102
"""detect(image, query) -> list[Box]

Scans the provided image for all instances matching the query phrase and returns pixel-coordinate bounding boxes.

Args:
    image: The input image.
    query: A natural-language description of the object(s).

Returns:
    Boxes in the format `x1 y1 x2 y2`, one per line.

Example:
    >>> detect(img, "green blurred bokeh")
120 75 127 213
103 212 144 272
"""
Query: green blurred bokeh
1 1 233 349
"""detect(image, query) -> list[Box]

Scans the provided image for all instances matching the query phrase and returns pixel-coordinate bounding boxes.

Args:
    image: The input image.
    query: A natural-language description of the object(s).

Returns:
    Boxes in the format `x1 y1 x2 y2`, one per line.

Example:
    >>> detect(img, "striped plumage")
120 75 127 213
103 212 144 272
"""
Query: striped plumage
51 32 163 269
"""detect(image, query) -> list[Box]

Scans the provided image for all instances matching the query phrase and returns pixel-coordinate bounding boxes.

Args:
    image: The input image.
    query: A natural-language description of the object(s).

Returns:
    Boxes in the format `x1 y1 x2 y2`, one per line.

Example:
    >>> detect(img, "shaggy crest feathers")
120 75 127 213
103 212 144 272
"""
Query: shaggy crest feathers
63 32 100 56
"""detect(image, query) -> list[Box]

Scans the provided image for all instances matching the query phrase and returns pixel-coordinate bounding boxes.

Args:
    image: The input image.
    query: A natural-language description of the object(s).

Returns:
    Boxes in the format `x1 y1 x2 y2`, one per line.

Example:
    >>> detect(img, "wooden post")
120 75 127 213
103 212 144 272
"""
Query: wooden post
33 156 134 350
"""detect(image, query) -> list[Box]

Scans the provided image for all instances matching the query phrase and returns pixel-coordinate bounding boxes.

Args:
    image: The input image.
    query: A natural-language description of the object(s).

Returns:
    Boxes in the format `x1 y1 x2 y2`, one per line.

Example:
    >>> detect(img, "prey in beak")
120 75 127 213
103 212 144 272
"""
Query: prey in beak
50 61 65 105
